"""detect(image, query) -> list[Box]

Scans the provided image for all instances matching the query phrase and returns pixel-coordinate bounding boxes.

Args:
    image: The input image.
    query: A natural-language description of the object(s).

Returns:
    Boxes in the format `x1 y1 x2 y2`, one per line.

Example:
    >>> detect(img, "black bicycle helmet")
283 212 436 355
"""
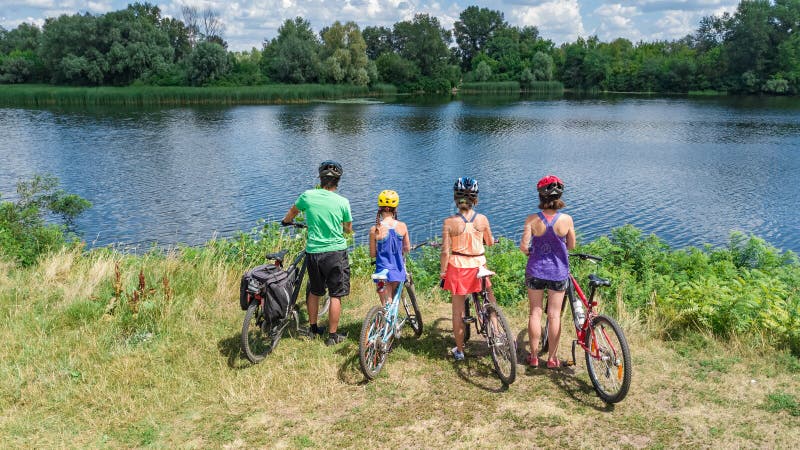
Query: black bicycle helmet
454 176 479 198
318 160 343 178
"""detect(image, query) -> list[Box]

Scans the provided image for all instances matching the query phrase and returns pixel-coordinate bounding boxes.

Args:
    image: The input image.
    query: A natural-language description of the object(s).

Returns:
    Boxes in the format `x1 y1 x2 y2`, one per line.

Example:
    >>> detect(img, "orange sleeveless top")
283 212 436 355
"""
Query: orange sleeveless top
448 212 486 269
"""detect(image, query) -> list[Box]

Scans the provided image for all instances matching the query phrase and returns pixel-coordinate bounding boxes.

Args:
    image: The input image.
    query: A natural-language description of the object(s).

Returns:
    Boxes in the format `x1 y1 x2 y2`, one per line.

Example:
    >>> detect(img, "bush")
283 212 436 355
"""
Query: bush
0 175 91 265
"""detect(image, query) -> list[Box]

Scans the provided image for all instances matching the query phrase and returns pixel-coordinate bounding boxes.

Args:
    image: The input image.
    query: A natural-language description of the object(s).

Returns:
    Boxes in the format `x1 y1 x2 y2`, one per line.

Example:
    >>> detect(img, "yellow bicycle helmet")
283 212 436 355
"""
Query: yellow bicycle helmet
377 190 400 208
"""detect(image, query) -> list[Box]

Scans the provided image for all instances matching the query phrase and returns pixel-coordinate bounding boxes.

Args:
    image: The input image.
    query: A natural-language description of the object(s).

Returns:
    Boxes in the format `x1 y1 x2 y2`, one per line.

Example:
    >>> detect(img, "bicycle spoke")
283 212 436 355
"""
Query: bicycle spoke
584 315 631 403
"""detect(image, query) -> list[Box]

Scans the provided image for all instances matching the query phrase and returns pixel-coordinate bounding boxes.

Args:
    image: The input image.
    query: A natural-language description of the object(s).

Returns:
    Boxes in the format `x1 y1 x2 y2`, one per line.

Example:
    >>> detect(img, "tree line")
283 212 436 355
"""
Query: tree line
0 1 797 94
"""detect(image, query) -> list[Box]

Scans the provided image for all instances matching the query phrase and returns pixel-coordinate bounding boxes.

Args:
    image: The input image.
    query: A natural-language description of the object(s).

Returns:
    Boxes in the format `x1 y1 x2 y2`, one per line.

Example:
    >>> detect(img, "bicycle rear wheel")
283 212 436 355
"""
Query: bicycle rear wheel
241 301 272 363
359 305 390 380
402 282 423 338
584 314 632 403
486 304 517 385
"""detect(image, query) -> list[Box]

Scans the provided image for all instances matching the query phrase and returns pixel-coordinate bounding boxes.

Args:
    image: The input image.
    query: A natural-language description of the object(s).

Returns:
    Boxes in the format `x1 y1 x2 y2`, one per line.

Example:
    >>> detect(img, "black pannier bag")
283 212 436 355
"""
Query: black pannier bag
238 264 292 323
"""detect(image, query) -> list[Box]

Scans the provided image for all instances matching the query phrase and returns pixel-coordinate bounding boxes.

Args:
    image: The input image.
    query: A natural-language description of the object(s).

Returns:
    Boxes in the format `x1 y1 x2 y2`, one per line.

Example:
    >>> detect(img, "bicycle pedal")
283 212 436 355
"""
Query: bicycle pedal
565 360 576 366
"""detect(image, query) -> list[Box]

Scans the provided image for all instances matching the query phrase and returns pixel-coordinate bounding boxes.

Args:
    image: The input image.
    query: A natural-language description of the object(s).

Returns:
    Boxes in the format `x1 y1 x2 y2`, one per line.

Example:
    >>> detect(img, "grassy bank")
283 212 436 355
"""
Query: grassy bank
1 225 798 447
0 84 398 106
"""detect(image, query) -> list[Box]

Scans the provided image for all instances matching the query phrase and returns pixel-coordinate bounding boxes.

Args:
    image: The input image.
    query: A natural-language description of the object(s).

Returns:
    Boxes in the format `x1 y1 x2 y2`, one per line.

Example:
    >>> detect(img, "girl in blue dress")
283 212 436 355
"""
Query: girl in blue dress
369 190 411 305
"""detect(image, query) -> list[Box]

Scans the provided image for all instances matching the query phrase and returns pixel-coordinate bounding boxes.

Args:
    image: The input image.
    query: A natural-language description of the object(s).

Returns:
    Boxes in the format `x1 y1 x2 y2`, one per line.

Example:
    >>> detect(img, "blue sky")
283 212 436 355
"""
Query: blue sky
1 0 741 51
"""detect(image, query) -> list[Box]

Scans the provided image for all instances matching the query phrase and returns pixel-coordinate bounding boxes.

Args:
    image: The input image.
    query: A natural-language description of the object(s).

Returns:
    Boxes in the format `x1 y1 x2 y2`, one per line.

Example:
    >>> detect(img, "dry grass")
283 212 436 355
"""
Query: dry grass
0 250 798 448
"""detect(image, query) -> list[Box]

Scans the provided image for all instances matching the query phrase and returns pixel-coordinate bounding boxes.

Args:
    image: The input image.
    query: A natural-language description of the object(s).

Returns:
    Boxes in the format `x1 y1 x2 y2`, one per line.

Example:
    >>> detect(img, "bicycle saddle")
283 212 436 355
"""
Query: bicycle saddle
266 250 289 263
371 268 390 281
476 266 495 279
588 274 611 287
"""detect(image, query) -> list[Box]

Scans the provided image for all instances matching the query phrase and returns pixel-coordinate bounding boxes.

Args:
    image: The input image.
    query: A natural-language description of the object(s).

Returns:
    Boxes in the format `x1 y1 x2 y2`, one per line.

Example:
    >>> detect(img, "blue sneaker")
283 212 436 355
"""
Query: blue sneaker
451 347 465 361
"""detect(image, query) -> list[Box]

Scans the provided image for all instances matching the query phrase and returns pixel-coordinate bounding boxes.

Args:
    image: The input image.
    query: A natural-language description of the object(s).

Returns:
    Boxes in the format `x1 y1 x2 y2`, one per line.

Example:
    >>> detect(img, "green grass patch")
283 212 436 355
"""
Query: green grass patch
459 81 520 93
764 391 800 416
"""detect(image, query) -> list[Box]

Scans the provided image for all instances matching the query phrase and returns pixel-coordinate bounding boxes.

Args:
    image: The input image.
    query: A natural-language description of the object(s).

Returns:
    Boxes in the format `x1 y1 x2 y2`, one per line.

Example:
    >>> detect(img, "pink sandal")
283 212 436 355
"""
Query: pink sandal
526 353 539 368
547 357 562 369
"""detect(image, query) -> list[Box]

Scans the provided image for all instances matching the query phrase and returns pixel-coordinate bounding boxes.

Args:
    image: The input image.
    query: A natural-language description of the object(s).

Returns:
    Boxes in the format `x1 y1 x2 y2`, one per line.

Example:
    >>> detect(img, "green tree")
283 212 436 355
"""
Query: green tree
724 0 775 91
474 60 492 81
530 51 553 81
320 21 369 85
375 52 420 86
0 22 41 53
392 14 451 77
362 26 393 59
187 41 229 85
454 6 506 70
261 17 322 83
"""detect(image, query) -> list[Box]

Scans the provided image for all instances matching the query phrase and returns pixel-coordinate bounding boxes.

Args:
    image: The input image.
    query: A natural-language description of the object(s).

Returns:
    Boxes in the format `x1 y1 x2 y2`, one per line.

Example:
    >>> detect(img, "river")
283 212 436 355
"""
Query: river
1 94 799 253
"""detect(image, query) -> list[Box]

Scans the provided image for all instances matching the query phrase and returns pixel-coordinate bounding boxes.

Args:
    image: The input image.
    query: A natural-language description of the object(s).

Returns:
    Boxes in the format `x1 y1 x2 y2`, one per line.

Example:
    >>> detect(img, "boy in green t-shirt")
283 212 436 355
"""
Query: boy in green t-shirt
282 161 353 346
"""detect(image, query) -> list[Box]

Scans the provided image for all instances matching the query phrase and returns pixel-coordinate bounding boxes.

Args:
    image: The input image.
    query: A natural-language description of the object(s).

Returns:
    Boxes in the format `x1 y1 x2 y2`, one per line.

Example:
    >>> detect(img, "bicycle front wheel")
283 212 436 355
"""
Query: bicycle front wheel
241 301 272 363
584 314 632 403
402 282 423 338
486 304 517 385
359 305 390 380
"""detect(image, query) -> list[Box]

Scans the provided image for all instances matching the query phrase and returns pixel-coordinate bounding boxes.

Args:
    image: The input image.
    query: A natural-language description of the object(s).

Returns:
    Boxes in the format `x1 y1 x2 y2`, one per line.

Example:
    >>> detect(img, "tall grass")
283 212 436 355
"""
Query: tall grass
459 81 520 93
458 81 564 95
0 84 397 106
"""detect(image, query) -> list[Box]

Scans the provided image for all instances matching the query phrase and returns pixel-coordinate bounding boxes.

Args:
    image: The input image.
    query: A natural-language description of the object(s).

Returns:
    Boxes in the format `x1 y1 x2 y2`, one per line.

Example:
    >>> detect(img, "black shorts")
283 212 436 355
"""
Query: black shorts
525 276 568 292
306 250 350 298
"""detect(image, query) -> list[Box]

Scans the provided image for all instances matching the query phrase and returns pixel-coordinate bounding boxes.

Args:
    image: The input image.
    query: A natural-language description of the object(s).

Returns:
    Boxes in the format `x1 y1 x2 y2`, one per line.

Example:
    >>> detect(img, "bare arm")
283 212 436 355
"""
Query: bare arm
440 221 451 277
343 221 353 234
402 225 411 254
520 217 532 255
282 205 300 224
480 215 495 247
369 226 377 258
565 217 576 250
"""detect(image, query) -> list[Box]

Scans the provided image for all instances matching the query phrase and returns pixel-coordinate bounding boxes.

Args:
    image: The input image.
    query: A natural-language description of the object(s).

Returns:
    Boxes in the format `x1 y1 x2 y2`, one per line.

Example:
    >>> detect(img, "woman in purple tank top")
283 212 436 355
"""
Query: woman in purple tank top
519 175 576 369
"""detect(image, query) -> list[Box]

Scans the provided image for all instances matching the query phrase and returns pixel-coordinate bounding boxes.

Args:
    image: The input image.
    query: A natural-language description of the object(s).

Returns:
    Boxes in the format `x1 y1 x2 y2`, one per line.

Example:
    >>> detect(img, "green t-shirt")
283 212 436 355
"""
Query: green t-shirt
295 188 352 253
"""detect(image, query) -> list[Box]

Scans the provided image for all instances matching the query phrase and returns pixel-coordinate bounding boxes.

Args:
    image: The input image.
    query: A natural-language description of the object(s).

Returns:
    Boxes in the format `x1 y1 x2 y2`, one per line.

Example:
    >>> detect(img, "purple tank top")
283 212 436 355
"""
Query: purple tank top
525 212 569 281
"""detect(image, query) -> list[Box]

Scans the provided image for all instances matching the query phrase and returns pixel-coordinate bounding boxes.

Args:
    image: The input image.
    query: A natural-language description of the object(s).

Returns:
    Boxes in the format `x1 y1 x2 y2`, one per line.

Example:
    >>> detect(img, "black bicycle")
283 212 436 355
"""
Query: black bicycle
460 266 518 385
240 222 331 363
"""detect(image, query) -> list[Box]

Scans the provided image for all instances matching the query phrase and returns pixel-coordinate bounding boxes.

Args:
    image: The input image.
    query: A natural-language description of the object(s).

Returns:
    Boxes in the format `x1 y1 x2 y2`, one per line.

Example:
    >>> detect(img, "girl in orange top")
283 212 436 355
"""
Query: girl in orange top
440 177 496 361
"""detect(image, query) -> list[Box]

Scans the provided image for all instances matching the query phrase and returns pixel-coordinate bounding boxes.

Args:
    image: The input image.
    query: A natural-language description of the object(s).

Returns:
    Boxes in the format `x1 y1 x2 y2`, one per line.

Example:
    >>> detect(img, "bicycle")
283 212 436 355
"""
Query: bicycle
240 222 331 363
458 265 518 386
358 242 425 380
539 253 632 403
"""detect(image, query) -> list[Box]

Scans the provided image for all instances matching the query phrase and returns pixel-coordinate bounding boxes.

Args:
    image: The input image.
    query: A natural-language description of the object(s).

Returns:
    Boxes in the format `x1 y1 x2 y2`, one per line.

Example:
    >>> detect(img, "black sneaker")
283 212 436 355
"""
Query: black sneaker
325 332 347 346
311 326 327 339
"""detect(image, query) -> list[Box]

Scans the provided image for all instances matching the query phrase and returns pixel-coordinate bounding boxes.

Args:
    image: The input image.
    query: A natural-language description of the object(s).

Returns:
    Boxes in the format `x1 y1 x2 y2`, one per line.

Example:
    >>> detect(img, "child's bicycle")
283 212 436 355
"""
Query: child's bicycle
540 253 632 403
458 265 518 385
358 243 427 380
240 222 330 363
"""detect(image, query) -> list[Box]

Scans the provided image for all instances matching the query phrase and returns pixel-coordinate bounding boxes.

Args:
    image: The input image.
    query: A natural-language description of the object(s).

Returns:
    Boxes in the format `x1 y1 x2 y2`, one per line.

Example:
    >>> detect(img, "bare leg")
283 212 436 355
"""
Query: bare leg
328 296 342 333
307 292 320 326
546 290 566 362
527 288 544 357
451 294 466 352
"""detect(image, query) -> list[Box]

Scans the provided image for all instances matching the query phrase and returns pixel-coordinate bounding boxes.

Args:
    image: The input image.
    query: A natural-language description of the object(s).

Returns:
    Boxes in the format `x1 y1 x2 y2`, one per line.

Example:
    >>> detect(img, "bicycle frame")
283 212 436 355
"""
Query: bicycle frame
567 274 621 365
370 279 409 348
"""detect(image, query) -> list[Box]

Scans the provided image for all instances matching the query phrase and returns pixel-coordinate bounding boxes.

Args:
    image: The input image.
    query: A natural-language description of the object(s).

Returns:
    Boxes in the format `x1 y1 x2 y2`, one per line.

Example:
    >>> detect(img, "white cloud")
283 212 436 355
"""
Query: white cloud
593 3 641 41
510 0 586 43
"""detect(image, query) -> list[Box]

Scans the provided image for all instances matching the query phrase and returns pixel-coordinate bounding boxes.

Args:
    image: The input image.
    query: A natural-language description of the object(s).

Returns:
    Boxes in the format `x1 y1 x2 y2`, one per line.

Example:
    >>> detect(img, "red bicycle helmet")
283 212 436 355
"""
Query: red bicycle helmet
537 175 564 197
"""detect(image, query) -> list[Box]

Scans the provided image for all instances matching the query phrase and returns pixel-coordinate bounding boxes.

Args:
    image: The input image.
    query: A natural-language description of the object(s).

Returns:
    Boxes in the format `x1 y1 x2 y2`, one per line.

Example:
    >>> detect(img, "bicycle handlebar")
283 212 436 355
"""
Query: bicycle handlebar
570 253 602 262
280 221 307 229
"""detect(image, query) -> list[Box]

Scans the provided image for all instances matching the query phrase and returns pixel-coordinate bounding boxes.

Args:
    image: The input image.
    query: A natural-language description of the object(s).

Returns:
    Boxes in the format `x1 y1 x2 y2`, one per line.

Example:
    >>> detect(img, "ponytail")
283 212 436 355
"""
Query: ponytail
375 206 397 229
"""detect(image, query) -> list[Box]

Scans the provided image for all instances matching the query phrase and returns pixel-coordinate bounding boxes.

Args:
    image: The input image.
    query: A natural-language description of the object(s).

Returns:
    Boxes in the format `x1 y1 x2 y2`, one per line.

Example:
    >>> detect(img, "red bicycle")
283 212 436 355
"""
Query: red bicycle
540 253 632 403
